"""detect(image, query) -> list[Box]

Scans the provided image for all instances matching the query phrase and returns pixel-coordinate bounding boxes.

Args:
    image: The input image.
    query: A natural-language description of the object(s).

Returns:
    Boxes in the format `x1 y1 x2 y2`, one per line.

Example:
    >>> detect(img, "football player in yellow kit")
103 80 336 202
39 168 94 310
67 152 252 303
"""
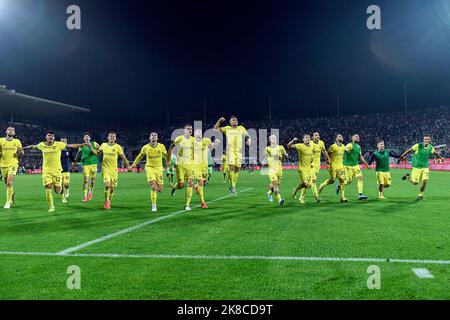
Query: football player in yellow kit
318 134 348 202
23 131 85 212
168 124 196 211
288 134 316 204
193 129 220 209
310 132 330 201
214 116 251 195
264 135 288 206
0 127 23 209
132 132 169 212
88 131 131 210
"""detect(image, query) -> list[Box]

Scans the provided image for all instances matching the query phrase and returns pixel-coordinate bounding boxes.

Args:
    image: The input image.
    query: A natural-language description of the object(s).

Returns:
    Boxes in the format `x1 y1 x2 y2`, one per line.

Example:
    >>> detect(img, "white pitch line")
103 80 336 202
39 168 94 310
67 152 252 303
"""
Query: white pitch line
56 187 254 255
1 251 450 265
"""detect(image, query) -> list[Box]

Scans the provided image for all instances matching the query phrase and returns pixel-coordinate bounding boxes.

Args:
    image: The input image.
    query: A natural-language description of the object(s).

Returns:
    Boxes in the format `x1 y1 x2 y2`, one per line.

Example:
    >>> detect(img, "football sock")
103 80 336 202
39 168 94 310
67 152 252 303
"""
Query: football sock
185 187 193 206
357 179 364 194
339 182 346 199
6 186 13 204
46 189 54 208
151 190 157 205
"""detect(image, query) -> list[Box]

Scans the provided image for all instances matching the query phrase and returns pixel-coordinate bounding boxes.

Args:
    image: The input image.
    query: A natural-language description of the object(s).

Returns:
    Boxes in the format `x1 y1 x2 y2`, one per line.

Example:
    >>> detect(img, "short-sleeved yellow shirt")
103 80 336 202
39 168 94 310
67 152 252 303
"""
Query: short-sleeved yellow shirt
0 138 22 167
99 143 124 172
37 141 66 172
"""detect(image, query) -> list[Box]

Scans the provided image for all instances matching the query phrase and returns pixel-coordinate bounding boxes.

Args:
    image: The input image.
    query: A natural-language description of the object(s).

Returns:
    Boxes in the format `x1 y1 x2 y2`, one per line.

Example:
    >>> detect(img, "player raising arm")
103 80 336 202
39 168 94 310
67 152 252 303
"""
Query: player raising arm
0 127 24 210
264 135 288 206
400 134 443 200
132 132 169 212
214 116 251 196
368 140 400 200
23 131 85 213
88 131 131 210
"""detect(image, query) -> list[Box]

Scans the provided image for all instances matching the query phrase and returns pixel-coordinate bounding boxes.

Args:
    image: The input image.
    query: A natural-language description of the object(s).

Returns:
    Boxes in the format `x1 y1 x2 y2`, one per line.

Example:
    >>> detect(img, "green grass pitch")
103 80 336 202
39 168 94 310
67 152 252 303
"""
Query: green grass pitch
0 169 449 300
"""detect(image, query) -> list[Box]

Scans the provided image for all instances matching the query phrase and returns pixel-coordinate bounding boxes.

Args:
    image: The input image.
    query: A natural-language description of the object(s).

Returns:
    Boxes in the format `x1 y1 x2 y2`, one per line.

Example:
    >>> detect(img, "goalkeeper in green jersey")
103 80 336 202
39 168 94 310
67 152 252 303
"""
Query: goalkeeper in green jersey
368 140 400 200
400 134 443 200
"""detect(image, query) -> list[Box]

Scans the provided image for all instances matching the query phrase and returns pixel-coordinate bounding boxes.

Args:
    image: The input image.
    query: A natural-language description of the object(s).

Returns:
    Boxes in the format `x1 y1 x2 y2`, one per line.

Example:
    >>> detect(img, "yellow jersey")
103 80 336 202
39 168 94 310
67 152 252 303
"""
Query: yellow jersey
99 143 124 172
0 138 22 167
311 140 326 168
37 141 66 172
294 143 314 171
265 145 286 171
193 138 211 167
220 125 247 155
328 143 346 169
133 143 167 170
173 135 195 166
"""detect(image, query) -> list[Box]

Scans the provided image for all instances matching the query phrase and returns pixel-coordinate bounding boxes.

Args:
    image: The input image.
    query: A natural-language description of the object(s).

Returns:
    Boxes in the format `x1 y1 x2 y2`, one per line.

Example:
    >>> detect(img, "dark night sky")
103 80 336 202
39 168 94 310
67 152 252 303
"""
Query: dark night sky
1 0 450 125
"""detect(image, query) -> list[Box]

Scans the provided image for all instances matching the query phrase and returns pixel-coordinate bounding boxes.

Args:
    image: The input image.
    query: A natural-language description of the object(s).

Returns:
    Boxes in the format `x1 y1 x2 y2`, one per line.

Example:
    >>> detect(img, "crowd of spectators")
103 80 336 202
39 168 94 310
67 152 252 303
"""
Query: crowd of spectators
2 105 450 170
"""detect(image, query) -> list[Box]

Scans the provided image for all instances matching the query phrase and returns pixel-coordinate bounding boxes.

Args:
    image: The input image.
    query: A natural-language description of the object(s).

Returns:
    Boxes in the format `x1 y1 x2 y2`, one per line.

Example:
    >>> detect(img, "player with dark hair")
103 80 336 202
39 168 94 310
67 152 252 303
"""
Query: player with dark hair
401 134 443 200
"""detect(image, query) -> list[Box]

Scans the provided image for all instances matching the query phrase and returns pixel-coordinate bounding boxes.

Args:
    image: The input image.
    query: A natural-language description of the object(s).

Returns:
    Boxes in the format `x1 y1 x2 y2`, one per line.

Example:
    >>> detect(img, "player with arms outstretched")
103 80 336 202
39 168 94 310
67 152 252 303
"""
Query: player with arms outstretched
368 140 400 200
132 132 168 212
168 124 196 211
214 116 251 195
264 135 287 206
288 134 316 204
0 127 23 209
23 131 85 212
318 134 348 202
88 131 131 209
341 134 370 200
400 134 443 200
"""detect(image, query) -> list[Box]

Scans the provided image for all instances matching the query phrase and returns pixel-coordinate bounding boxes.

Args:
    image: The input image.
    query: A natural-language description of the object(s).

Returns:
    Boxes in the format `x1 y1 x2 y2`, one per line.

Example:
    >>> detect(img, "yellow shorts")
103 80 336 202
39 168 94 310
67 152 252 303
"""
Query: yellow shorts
227 153 242 167
83 164 98 179
42 171 62 187
329 167 346 181
62 172 71 185
298 169 312 186
146 167 163 185
411 168 429 183
311 165 320 181
201 165 209 180
102 170 118 187
376 172 391 186
345 165 362 181
176 165 194 183
268 167 282 183
192 166 205 180
1 166 18 181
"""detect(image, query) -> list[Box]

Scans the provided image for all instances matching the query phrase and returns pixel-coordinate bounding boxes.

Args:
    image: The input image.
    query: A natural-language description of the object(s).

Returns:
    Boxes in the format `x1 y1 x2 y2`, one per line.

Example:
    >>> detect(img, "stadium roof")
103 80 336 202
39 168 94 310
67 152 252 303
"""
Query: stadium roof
0 85 90 117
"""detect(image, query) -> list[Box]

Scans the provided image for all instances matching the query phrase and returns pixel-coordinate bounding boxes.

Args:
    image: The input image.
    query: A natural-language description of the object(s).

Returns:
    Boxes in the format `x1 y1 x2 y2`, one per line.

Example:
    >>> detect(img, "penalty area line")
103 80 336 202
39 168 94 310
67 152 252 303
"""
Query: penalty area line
55 187 254 255
0 251 450 265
